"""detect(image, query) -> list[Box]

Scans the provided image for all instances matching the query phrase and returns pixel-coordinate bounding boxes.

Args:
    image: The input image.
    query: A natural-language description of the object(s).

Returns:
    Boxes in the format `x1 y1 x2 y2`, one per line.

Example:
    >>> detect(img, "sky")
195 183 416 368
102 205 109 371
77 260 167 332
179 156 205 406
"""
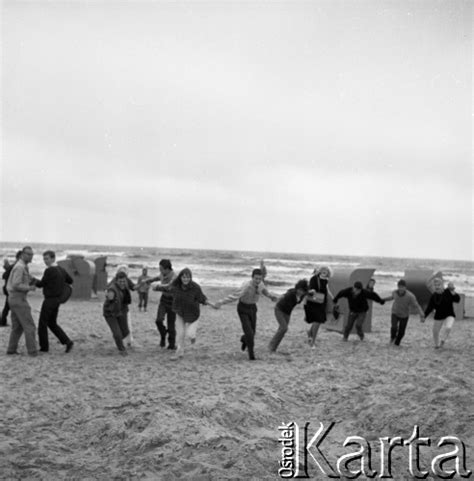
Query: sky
1 0 472 260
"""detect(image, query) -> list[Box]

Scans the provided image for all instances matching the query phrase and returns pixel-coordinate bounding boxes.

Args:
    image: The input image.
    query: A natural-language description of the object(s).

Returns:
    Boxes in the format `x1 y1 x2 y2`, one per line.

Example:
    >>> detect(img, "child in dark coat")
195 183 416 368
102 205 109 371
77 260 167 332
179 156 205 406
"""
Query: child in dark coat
169 268 218 359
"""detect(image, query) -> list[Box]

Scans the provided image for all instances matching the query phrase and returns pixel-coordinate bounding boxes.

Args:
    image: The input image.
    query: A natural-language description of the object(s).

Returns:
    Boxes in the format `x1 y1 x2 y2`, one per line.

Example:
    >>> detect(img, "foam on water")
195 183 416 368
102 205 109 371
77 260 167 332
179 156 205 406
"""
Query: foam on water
1 242 473 297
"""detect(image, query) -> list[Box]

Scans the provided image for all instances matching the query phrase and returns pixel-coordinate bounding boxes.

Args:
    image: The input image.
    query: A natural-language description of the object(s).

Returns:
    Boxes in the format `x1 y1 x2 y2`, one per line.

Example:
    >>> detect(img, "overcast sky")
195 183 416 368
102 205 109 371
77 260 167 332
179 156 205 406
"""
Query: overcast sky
1 1 472 260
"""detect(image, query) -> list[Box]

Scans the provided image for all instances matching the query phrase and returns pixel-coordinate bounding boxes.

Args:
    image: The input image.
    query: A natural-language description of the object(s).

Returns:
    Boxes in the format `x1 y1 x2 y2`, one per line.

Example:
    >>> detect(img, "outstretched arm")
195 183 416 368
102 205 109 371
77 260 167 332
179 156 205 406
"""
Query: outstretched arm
215 284 247 308
152 274 176 292
382 293 394 302
410 296 425 322
327 286 335 302
262 286 279 302
332 288 346 304
147 275 162 284
196 285 209 306
366 290 385 305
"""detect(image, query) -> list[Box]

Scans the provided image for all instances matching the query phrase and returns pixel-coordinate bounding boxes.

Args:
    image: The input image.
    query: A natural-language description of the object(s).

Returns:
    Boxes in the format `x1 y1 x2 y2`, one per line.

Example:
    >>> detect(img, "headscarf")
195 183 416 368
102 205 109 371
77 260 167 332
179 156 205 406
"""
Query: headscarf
314 265 332 279
116 265 129 277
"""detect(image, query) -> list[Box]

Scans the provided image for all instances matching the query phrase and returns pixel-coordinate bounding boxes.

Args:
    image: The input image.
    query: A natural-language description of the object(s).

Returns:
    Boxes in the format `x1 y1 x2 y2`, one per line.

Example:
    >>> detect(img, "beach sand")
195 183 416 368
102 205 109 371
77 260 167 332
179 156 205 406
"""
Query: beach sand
0 288 473 480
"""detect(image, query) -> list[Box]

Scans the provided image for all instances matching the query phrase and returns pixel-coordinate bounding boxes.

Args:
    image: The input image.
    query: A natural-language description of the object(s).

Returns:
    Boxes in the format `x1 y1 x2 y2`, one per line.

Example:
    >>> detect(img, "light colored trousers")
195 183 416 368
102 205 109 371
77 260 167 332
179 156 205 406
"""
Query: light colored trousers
123 311 133 347
7 295 38 355
433 316 455 347
176 315 199 353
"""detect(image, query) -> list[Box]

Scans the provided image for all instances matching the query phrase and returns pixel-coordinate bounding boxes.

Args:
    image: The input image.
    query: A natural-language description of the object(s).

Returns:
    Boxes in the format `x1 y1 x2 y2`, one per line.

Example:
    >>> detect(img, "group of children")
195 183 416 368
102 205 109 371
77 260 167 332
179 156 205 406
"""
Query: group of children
2 248 461 359
103 261 462 360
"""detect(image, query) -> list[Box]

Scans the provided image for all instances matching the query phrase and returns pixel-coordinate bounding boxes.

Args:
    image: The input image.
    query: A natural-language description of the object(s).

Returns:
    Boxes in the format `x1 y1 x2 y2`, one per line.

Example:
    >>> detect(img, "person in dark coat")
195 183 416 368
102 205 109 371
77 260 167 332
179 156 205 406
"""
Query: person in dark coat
103 271 130 355
1 259 13 327
269 279 309 353
424 278 460 349
305 266 334 348
110 265 135 347
34 250 74 353
1 251 21 327
167 268 217 359
333 281 385 341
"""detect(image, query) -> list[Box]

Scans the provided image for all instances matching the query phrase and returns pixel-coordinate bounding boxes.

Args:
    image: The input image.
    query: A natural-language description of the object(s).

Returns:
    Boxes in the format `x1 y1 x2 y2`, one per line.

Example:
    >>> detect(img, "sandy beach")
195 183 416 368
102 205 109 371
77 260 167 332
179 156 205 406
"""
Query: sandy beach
0 288 472 480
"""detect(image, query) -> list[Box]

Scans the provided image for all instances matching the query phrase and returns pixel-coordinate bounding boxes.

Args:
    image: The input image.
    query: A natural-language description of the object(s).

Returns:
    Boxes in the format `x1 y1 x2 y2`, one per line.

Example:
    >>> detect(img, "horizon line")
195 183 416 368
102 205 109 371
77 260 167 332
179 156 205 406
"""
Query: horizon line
0 239 471 264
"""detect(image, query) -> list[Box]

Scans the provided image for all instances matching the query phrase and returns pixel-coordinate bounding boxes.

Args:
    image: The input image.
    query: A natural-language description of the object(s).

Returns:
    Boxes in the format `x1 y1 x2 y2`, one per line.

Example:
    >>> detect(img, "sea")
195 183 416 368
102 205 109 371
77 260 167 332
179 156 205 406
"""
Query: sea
1 242 473 298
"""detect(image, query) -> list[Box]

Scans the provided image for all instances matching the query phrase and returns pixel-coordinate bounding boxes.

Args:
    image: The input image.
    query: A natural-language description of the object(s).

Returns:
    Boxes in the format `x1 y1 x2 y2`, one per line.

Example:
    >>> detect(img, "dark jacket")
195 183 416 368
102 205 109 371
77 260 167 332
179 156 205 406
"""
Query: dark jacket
277 288 305 315
35 266 73 299
425 289 460 320
2 264 13 296
309 275 329 302
103 282 125 318
333 287 384 313
170 281 207 323
107 276 134 308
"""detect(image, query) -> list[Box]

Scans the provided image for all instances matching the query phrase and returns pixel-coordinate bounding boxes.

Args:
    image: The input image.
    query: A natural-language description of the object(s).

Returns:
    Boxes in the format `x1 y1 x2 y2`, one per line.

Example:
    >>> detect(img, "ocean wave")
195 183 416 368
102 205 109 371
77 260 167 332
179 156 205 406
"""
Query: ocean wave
266 258 360 268
265 280 292 287
3 243 473 298
374 271 405 278
65 250 127 258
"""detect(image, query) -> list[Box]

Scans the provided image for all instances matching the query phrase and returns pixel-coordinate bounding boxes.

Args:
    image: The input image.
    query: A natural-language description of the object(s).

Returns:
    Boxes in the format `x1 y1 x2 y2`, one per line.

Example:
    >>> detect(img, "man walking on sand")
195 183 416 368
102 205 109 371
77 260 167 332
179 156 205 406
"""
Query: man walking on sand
383 279 425 346
333 281 385 342
34 250 74 353
215 268 279 361
6 246 38 356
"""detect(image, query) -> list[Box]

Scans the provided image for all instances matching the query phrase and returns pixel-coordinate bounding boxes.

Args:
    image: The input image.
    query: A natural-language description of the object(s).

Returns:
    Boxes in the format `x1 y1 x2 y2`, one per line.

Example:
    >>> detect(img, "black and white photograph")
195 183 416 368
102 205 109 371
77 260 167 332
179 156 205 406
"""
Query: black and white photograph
0 0 472 479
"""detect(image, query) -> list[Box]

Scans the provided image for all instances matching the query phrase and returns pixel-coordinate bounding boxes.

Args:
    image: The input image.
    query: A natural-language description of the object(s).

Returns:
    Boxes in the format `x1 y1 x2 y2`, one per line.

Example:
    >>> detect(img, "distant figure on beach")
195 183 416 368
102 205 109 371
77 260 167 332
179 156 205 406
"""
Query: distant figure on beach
215 268 279 361
167 268 218 359
136 267 151 312
333 281 385 342
147 259 178 350
268 279 309 353
383 279 425 346
259 260 268 281
305 266 334 348
366 278 376 292
103 271 131 355
113 265 135 347
424 278 460 349
6 246 38 356
34 250 74 353
1 251 21 327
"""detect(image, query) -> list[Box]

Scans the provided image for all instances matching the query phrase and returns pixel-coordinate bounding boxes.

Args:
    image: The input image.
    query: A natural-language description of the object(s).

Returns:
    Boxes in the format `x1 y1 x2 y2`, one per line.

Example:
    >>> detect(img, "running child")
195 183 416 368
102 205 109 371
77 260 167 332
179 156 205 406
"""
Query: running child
215 268 279 361
268 279 309 353
168 268 217 359
103 271 130 355
383 279 425 346
424 278 460 349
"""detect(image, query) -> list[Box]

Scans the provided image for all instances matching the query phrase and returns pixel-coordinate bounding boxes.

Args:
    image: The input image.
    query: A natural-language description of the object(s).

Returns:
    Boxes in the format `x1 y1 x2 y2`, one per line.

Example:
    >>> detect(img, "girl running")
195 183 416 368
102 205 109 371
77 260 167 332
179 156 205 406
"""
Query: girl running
169 268 217 359
305 266 333 348
424 278 460 349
